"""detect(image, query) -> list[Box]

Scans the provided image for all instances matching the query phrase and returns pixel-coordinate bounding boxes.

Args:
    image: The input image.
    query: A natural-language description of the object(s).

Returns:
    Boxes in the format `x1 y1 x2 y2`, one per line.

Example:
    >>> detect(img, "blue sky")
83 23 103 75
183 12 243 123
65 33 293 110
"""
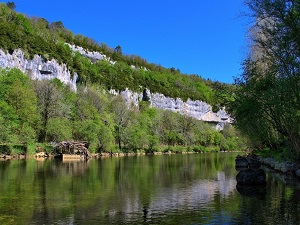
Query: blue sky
8 0 249 84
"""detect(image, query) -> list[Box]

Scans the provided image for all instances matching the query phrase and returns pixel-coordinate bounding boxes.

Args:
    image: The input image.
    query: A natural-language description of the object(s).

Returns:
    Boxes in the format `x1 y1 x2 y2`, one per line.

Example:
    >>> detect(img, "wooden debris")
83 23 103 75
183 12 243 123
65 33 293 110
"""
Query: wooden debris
55 141 90 158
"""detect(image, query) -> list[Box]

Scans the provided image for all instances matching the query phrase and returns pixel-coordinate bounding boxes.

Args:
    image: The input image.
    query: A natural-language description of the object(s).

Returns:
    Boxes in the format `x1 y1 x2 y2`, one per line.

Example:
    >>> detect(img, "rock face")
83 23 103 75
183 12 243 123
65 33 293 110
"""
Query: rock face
0 49 77 91
235 155 266 188
258 157 298 173
111 88 232 128
235 156 249 168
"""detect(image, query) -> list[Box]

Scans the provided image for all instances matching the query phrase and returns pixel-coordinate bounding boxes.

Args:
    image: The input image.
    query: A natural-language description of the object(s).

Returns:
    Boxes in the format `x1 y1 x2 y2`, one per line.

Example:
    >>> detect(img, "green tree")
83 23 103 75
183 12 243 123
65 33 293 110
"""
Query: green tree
6 2 15 10
110 95 132 150
47 118 72 142
0 68 40 143
34 80 66 142
114 45 122 54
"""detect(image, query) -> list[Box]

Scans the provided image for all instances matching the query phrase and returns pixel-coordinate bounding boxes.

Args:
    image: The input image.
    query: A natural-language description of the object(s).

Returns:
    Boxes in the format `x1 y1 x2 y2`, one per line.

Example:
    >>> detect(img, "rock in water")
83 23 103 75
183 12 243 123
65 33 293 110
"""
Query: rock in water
236 169 266 185
235 156 249 168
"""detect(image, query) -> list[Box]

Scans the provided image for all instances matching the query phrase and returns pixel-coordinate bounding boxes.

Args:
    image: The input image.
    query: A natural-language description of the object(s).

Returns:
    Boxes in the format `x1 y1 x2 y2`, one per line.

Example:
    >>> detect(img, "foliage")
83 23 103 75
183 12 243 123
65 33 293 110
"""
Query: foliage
0 67 245 154
232 0 300 161
0 68 39 143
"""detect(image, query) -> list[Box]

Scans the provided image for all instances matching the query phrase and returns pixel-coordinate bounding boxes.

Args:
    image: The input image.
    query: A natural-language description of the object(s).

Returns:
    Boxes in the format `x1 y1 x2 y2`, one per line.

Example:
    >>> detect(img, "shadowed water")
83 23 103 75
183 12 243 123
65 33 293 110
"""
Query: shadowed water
0 153 300 224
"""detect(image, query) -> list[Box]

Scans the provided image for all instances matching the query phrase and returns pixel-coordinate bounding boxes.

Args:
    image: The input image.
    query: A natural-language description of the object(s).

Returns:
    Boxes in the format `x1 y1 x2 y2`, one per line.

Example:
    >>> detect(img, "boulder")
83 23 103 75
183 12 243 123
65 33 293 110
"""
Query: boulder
235 154 261 170
235 156 249 168
236 168 266 185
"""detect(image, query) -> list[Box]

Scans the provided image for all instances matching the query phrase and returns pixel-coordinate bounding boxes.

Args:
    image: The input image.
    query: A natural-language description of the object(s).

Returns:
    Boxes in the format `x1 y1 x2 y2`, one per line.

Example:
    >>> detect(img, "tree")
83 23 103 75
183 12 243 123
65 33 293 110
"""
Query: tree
0 68 40 143
6 2 16 10
50 21 64 29
110 95 131 150
72 86 115 152
114 45 122 54
34 80 65 142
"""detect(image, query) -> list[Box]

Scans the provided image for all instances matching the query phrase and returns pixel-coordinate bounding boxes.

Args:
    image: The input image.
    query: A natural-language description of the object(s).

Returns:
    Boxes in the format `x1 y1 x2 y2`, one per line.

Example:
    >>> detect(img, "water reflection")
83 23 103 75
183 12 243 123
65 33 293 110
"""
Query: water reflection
236 184 266 199
0 154 300 224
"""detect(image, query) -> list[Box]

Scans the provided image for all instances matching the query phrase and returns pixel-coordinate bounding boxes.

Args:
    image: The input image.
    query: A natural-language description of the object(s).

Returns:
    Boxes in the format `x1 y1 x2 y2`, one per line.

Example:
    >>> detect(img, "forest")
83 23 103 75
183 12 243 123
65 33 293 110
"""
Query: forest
0 68 246 154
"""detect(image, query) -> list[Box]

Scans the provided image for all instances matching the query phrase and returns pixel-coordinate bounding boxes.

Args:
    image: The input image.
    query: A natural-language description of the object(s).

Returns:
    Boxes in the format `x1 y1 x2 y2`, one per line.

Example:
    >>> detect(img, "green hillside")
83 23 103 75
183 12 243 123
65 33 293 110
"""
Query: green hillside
0 3 234 108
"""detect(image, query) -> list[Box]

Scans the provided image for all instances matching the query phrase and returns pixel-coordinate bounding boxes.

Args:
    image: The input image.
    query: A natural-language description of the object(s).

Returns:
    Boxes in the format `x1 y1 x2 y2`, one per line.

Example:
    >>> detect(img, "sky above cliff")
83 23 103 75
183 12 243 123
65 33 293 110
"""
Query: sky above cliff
9 0 249 84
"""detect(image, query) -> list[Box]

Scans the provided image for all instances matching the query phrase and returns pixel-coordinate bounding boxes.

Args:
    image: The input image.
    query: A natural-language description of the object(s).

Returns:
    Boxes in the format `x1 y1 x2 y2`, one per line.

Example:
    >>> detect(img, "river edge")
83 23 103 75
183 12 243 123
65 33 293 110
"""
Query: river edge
0 150 243 160
258 156 300 180
237 154 300 184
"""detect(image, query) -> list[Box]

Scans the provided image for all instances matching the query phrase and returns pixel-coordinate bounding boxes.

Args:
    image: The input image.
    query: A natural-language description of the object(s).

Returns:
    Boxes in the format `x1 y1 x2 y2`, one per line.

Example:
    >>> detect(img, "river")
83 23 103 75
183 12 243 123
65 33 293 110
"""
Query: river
0 153 300 224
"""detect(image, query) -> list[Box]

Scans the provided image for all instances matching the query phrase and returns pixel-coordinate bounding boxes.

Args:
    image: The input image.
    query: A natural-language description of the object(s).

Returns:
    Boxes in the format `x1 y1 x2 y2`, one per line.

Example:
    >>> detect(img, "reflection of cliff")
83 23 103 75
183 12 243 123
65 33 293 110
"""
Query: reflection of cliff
123 171 236 215
84 172 236 221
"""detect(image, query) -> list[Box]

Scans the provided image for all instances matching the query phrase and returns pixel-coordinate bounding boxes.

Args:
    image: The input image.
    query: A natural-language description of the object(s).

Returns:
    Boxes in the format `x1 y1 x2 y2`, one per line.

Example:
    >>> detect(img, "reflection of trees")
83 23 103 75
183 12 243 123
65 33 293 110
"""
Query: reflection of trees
232 175 300 224
4 154 300 224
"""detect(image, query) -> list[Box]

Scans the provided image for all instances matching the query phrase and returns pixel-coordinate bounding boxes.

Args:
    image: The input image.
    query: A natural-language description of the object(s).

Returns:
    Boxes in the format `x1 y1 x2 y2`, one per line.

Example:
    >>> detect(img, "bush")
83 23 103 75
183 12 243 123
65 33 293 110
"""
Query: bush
10 144 27 155
0 144 11 155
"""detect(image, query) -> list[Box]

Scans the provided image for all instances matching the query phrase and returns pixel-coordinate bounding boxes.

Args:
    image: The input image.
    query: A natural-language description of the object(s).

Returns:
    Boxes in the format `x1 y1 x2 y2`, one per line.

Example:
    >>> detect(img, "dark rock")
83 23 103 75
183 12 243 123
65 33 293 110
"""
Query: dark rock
236 168 266 185
248 155 261 168
235 154 261 170
235 156 249 168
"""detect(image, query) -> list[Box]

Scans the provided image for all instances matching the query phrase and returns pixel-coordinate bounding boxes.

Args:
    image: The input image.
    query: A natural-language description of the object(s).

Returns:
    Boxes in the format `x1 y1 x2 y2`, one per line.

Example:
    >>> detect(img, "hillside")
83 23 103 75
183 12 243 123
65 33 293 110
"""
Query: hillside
0 3 235 108
0 3 247 154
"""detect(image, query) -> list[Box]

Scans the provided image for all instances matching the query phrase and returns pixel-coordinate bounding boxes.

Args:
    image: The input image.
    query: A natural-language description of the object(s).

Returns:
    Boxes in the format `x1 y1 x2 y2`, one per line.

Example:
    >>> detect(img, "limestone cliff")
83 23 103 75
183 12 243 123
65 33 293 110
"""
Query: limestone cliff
111 88 231 129
0 47 232 129
0 49 77 91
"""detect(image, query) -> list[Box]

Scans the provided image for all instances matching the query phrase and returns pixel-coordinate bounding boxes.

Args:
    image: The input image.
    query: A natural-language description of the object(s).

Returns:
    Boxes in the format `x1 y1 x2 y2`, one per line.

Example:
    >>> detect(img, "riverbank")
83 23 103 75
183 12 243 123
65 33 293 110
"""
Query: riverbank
236 154 300 181
0 150 243 161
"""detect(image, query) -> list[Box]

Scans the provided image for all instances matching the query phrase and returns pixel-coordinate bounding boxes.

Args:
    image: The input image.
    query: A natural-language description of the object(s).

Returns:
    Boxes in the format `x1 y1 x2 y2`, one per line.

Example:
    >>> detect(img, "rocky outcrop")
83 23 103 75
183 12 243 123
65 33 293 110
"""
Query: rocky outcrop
112 88 232 128
0 49 77 91
235 155 266 188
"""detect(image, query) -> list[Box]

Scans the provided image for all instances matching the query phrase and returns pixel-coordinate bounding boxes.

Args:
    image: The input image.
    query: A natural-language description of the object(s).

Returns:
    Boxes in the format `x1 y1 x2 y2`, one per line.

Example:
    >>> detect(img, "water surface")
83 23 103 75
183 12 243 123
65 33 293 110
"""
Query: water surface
0 153 299 224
